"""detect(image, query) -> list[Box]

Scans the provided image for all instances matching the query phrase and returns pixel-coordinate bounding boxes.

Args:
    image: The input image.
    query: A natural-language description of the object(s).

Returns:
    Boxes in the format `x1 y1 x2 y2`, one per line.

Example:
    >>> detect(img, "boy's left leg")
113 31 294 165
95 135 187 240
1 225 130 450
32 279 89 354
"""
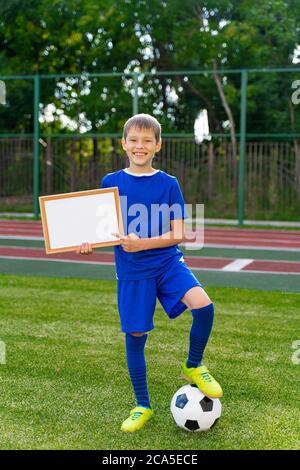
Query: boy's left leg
180 286 223 398
121 332 153 433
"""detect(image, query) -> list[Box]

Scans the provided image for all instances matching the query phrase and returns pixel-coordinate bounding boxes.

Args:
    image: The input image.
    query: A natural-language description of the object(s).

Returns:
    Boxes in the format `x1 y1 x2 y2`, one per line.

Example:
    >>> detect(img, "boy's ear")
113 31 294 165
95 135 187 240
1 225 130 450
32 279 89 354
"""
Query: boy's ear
121 137 126 150
156 139 162 152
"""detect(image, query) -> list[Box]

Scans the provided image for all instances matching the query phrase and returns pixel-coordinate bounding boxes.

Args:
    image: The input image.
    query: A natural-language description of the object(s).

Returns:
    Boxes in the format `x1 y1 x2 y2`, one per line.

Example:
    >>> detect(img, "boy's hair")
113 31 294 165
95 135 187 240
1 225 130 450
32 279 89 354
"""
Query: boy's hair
123 113 161 143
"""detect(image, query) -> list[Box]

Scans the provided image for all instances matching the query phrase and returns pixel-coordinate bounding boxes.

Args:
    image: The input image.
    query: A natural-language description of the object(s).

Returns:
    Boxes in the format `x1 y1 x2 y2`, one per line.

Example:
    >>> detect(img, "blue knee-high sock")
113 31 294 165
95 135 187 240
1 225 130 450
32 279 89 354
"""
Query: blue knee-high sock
187 303 214 368
125 333 151 409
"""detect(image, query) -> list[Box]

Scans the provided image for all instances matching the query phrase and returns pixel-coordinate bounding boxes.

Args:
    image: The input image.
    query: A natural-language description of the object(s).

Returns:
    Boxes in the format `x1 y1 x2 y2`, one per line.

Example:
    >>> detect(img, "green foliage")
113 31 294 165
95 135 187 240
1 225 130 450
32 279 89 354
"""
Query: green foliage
0 0 299 134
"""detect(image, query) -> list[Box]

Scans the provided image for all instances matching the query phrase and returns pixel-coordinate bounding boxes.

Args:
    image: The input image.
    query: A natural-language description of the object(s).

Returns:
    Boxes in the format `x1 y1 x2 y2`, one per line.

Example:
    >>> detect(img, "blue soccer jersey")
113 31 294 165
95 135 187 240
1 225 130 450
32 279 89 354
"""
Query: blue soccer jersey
101 169 188 280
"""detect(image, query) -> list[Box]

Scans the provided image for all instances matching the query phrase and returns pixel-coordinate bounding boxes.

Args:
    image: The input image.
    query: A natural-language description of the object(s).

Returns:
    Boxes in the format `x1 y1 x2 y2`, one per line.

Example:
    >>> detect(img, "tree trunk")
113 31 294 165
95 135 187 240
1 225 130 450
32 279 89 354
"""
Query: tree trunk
212 60 237 188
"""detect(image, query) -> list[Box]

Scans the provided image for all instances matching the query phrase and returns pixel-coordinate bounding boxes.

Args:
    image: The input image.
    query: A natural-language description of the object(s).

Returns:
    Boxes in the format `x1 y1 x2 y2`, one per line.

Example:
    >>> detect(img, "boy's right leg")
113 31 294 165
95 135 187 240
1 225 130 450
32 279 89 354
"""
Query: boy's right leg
125 333 151 409
121 332 153 432
117 278 156 432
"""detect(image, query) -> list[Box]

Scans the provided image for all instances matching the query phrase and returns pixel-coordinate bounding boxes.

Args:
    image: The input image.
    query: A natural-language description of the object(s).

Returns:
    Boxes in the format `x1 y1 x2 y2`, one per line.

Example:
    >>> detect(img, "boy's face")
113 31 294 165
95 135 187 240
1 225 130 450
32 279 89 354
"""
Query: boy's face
122 126 161 168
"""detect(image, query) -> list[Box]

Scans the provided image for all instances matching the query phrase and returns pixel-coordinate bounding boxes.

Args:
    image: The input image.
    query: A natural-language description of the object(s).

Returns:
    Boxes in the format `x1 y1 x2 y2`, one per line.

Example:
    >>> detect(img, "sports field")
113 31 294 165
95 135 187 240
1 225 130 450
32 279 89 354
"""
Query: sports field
0 272 299 450
0 221 299 449
1 0 300 455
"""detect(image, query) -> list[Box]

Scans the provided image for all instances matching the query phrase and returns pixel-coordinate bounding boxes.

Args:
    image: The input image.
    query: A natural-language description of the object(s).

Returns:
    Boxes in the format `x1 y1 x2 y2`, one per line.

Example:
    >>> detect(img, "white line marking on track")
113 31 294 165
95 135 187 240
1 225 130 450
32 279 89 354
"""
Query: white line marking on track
186 243 300 252
222 259 254 271
1 255 299 275
189 267 300 276
0 255 115 266
1 237 300 251
0 235 44 241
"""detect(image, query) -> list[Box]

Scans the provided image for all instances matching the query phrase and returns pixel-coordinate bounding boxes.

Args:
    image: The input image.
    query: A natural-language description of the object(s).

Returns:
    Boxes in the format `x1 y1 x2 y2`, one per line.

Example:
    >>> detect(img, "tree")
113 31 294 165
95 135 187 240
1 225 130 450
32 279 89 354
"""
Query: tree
0 0 299 135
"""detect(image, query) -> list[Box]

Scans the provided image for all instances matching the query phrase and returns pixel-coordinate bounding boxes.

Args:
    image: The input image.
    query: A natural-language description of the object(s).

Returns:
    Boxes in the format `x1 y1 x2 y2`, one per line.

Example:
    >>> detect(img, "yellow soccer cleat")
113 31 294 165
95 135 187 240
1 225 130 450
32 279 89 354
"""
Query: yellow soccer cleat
181 360 223 398
121 406 154 433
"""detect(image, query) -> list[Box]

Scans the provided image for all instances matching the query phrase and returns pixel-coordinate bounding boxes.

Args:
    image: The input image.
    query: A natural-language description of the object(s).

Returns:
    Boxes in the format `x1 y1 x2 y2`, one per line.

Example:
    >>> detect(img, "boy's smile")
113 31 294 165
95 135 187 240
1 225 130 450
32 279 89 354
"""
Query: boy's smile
122 126 161 173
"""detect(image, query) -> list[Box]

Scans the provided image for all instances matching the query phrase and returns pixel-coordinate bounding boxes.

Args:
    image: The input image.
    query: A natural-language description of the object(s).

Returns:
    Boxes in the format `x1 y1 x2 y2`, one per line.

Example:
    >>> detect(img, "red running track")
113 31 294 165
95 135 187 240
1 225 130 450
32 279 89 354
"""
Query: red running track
1 246 300 275
0 220 299 250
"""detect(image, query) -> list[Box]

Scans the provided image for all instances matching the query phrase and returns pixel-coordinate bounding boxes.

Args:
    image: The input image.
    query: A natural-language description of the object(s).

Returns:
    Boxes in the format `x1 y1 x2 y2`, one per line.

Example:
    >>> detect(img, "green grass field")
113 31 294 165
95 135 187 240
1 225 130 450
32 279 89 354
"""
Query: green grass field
0 274 299 450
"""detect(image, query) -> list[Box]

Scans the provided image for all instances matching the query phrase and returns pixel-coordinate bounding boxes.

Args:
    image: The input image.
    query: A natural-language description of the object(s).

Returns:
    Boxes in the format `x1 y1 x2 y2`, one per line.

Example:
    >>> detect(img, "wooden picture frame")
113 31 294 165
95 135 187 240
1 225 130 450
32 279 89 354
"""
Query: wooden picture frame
39 187 124 254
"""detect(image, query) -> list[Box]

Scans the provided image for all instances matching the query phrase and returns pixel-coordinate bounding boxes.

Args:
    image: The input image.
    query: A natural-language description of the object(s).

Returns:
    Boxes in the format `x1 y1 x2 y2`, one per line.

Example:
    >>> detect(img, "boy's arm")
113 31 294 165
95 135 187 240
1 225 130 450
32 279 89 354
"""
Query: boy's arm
139 219 185 250
114 219 185 252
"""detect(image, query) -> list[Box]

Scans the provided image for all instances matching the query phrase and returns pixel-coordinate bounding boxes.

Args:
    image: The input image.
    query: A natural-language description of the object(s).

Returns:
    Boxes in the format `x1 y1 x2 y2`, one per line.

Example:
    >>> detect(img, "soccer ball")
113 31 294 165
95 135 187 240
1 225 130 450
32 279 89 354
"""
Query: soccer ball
170 384 221 432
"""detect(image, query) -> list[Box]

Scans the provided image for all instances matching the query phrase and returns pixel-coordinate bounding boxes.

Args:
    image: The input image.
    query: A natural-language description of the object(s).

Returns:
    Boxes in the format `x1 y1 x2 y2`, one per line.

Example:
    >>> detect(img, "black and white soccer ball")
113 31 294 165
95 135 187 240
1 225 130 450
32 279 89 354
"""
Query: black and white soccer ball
170 384 221 432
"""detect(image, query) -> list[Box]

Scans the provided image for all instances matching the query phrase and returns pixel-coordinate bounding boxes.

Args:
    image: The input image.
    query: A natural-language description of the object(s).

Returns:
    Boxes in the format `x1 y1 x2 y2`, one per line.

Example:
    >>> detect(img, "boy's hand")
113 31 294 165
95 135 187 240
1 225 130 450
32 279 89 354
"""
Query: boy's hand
76 242 93 255
112 232 143 252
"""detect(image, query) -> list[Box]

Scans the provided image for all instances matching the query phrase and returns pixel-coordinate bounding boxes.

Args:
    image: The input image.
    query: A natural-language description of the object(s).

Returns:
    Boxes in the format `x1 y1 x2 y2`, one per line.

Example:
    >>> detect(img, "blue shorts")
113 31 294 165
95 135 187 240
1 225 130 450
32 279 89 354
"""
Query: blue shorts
117 261 201 333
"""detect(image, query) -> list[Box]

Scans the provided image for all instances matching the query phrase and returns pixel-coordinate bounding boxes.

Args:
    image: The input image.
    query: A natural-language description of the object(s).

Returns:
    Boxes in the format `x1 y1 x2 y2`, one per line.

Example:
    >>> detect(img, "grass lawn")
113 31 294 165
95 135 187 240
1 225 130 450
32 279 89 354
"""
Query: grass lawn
0 274 299 450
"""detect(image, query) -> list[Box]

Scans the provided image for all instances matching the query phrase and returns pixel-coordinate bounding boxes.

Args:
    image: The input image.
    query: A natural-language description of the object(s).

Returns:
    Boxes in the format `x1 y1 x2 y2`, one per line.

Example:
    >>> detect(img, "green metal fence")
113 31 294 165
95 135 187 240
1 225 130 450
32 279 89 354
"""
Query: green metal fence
1 135 299 221
0 67 300 222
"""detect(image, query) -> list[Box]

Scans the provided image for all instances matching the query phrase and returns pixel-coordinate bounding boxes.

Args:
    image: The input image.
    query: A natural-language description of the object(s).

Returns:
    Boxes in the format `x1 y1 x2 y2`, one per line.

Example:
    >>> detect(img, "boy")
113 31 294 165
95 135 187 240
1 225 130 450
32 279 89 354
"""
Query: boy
77 113 223 433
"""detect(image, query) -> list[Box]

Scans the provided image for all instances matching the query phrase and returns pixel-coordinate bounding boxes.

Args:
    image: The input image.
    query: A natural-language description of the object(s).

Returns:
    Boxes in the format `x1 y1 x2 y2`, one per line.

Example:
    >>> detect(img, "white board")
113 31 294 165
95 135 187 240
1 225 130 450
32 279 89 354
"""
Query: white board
39 188 123 254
